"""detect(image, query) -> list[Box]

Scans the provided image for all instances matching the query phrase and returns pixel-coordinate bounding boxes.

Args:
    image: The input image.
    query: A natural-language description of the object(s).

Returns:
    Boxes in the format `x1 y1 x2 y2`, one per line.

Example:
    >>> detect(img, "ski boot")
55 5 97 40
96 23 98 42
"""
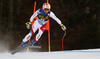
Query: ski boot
19 42 26 48
31 40 36 46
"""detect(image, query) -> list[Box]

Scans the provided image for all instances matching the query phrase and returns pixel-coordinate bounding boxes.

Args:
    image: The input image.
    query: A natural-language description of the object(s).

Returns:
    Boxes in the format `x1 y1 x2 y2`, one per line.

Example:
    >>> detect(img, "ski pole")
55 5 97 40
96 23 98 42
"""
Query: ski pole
62 30 66 52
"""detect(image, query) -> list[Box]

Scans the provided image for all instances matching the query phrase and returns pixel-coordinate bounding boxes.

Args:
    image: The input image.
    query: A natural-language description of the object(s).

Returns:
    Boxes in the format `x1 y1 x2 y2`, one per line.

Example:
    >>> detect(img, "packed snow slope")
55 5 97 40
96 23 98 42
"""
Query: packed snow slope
0 49 100 59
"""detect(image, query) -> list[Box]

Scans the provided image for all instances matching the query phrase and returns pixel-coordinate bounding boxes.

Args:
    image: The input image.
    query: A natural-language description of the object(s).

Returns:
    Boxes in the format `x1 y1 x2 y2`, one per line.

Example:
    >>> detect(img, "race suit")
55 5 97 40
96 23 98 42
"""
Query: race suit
22 8 62 42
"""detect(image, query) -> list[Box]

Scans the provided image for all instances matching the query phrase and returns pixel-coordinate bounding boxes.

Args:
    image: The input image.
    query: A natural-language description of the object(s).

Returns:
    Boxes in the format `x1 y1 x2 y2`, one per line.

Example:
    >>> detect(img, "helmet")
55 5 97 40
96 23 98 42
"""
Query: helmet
42 3 51 10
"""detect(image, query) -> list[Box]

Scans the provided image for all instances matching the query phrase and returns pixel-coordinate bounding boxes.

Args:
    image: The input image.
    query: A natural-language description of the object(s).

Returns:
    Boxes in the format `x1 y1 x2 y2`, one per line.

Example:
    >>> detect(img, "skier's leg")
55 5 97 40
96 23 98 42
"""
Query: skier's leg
20 20 39 47
23 31 32 42
20 31 33 47
31 24 46 45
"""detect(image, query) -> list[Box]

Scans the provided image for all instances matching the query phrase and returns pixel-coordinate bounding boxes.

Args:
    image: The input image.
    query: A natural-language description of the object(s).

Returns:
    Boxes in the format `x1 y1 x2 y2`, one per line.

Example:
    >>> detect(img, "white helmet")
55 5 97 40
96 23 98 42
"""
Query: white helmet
42 3 51 10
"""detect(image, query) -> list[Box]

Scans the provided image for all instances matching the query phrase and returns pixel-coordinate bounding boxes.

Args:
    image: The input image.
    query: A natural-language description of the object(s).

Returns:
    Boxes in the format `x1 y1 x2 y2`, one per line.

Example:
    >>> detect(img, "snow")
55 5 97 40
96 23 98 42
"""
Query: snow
0 49 100 59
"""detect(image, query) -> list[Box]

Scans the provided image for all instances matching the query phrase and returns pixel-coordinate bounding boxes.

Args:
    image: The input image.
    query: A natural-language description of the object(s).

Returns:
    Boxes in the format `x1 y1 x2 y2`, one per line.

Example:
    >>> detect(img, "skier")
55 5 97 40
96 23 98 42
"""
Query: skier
20 3 66 47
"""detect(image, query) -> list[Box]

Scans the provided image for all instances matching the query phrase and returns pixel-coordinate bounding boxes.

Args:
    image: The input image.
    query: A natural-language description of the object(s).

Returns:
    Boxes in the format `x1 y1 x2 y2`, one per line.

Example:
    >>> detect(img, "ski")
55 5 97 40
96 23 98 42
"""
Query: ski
11 43 31 55
28 46 41 48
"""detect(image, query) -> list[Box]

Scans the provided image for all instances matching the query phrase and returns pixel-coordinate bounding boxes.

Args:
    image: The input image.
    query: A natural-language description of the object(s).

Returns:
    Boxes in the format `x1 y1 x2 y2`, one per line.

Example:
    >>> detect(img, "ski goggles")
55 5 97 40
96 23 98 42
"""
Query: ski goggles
43 8 50 12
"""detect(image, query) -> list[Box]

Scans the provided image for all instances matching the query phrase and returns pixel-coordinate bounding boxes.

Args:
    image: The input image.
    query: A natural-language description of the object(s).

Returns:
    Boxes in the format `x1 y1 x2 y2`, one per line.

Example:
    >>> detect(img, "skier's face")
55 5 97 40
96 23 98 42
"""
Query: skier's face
43 8 50 13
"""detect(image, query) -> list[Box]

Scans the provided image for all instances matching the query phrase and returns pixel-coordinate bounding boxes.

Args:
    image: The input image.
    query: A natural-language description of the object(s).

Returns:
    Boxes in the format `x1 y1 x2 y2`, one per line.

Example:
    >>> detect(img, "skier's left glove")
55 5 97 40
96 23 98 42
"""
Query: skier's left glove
61 24 66 31
26 22 31 29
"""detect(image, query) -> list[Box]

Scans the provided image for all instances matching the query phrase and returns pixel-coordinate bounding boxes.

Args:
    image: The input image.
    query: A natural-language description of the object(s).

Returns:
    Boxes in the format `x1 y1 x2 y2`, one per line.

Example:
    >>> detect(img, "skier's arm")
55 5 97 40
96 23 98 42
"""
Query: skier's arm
49 11 62 25
49 11 66 30
29 9 40 22
25 9 40 29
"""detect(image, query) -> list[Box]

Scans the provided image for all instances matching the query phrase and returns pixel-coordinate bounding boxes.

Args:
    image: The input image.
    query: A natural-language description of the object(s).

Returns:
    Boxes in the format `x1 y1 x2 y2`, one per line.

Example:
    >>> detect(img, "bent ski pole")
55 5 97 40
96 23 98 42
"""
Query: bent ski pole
62 30 66 52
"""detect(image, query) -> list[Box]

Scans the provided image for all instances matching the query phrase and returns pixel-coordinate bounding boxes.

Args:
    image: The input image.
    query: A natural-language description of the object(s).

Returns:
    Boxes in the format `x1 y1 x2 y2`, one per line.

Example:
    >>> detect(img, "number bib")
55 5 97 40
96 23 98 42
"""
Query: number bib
38 14 49 21
37 9 50 22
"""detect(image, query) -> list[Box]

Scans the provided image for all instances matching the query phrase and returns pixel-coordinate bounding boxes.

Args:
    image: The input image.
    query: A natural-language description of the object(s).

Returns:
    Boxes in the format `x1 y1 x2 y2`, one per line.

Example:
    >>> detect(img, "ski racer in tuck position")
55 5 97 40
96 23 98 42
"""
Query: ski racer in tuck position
20 3 66 47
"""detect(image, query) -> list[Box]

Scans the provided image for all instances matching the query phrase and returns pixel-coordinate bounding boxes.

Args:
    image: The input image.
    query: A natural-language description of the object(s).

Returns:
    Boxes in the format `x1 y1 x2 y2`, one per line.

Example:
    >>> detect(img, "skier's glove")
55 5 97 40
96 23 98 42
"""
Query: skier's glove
61 24 66 31
26 22 31 29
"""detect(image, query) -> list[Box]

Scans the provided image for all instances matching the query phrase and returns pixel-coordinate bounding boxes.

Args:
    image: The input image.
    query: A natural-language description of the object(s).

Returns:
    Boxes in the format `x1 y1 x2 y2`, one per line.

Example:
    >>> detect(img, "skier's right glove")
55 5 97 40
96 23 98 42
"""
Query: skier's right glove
26 22 31 29
61 24 66 31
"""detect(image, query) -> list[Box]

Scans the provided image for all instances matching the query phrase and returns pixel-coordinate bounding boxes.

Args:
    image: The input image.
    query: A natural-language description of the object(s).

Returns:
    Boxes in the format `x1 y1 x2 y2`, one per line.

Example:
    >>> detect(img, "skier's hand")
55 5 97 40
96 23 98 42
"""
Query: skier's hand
26 22 31 29
61 24 66 31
